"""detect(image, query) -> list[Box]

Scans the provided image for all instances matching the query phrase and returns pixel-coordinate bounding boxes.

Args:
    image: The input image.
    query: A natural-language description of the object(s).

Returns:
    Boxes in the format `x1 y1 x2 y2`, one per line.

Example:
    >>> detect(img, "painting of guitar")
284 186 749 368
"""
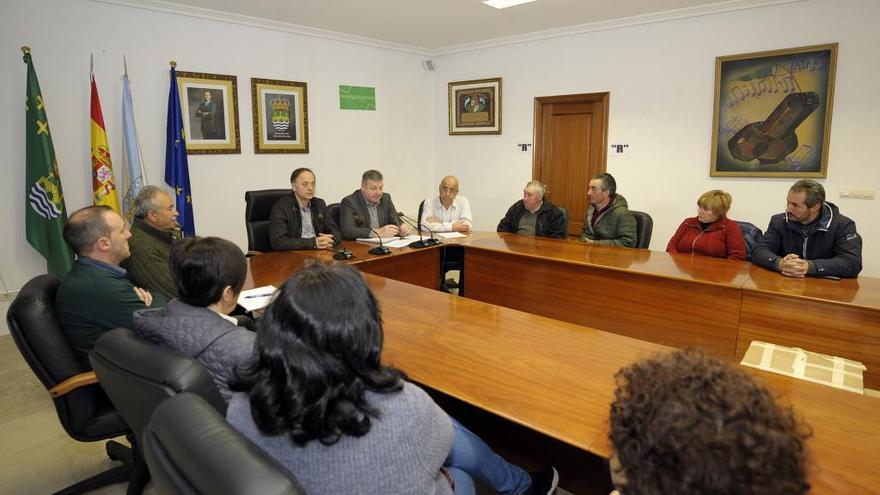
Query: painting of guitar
727 92 819 164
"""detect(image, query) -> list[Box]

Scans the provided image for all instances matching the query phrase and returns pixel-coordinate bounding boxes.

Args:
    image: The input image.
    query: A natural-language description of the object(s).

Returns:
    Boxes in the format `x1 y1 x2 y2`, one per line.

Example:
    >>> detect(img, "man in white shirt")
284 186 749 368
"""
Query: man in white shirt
420 176 473 233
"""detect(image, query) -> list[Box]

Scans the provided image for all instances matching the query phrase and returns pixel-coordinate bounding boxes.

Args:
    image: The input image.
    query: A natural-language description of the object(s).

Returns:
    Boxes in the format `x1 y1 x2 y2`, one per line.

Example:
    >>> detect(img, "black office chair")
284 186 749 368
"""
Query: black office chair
736 220 763 261
143 393 305 495
244 189 290 254
327 202 342 229
630 210 653 249
89 328 227 494
6 275 137 495
558 206 568 227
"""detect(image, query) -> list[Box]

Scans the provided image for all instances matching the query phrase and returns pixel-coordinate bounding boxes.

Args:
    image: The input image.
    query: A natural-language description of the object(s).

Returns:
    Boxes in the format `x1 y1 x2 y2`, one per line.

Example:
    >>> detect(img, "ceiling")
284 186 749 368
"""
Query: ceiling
143 0 780 52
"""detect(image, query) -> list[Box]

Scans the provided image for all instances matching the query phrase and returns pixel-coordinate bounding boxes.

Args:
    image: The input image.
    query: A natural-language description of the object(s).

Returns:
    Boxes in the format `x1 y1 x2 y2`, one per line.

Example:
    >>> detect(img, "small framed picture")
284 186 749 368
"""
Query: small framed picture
448 77 502 135
176 71 240 154
710 43 837 177
251 78 309 153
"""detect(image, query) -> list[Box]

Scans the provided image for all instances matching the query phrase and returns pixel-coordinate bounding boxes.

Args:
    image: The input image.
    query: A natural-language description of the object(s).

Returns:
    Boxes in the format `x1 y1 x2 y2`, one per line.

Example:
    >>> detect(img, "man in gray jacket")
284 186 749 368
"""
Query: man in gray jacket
134 236 255 403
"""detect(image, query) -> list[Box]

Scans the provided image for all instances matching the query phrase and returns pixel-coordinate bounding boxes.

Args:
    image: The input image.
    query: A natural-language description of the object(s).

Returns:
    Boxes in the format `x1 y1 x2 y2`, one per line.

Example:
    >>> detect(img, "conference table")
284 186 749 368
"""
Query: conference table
247 233 880 494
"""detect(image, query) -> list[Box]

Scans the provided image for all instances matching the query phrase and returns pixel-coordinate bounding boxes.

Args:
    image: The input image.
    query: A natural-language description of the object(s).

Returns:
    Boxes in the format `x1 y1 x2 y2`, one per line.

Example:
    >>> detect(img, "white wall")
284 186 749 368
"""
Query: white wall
433 0 880 276
0 0 435 292
2 0 878 295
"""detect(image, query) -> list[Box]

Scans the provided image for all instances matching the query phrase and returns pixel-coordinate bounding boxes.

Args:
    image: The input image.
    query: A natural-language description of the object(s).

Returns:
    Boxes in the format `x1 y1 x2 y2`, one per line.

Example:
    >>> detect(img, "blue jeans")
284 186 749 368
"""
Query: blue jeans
445 417 531 495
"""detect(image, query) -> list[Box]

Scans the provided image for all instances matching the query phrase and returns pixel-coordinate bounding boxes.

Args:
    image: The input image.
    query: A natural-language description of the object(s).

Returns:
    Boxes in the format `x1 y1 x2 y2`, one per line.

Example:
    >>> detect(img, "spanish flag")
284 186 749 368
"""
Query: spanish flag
90 68 120 211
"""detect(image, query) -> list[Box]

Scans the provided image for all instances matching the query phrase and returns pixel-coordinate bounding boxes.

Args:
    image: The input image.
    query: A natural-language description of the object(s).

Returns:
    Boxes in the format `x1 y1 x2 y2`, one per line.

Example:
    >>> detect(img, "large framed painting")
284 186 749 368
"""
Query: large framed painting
710 43 837 177
251 78 309 154
448 77 502 135
176 71 240 154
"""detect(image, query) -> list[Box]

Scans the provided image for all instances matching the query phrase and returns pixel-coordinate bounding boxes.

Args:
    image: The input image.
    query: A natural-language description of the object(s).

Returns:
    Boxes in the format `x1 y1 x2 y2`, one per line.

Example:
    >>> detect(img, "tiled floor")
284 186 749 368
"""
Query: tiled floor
0 335 148 494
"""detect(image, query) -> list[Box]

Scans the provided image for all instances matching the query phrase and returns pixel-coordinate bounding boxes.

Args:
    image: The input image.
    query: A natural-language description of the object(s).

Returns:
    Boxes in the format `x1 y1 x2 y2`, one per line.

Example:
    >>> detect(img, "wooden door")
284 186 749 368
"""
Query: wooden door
533 93 609 237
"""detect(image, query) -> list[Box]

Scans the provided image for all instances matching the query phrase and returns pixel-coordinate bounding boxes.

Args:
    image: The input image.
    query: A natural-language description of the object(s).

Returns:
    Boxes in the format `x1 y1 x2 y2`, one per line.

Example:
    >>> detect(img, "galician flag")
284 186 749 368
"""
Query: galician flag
120 60 147 222
90 64 120 211
23 47 73 279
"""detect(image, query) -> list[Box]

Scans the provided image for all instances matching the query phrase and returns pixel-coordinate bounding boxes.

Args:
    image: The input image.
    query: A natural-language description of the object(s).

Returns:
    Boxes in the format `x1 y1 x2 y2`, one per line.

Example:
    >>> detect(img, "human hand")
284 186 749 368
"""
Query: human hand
398 223 410 236
376 225 399 238
133 287 153 306
780 256 809 278
452 221 470 233
583 237 593 244
316 234 335 250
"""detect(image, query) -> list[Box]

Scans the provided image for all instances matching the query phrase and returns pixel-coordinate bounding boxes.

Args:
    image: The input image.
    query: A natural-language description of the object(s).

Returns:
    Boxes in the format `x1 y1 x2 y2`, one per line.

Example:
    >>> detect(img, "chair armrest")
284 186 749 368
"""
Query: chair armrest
48 371 98 397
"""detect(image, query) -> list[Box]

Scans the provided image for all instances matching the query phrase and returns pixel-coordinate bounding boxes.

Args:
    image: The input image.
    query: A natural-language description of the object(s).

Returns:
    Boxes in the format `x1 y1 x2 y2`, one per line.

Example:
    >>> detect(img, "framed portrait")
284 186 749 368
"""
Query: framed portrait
710 43 837 177
251 78 309 154
448 77 502 135
176 71 240 154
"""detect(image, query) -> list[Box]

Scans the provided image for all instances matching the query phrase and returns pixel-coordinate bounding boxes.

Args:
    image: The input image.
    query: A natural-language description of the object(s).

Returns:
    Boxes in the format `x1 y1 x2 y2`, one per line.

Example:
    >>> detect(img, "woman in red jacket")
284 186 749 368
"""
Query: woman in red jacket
666 190 746 260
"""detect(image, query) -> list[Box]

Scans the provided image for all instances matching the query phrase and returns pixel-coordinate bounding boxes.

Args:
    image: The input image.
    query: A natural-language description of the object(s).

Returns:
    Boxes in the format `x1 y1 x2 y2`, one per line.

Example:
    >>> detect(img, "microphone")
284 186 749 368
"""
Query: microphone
398 212 439 248
368 228 391 255
315 211 352 259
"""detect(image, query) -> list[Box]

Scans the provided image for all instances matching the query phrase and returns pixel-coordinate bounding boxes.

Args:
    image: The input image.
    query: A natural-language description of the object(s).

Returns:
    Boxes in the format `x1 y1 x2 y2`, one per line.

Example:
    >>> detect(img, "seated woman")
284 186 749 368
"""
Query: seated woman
228 263 558 495
666 190 746 260
608 349 810 495
134 236 254 403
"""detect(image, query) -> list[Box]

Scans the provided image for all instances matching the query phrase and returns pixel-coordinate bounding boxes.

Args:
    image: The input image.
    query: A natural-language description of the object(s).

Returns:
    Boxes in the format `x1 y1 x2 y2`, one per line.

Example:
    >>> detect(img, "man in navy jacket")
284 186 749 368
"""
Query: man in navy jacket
752 180 862 278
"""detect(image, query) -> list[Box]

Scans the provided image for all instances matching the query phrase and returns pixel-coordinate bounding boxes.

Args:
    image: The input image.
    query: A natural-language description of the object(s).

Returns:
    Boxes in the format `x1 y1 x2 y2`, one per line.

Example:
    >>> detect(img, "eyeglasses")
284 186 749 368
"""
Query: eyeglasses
441 187 458 193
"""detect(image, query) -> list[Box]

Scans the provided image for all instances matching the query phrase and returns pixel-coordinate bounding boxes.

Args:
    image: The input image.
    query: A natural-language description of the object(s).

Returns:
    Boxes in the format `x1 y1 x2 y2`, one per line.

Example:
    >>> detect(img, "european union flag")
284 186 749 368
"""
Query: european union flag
164 65 195 237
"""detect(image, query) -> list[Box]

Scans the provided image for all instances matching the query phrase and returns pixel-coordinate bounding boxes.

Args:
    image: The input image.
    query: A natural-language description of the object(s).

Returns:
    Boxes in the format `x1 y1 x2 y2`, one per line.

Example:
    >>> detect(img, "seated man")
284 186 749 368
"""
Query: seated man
497 180 566 239
608 349 809 495
580 173 636 247
269 167 341 251
340 169 410 240
752 179 862 278
121 185 180 300
56 205 166 365
134 236 254 403
420 175 473 233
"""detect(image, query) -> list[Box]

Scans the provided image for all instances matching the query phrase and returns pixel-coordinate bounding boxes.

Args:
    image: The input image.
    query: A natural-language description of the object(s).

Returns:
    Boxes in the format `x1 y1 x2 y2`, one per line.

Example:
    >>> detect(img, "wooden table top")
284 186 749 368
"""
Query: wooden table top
467 233 754 288
368 273 880 493
744 264 880 310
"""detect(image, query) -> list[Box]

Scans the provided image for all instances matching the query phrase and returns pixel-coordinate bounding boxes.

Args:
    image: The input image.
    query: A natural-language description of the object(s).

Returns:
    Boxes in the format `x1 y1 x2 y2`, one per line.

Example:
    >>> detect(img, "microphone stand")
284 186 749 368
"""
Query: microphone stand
368 228 391 255
399 212 439 248
315 211 353 260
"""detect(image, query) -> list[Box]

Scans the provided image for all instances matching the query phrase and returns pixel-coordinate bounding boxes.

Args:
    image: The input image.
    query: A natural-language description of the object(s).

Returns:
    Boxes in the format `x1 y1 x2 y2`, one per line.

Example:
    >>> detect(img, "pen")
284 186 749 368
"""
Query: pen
244 293 274 299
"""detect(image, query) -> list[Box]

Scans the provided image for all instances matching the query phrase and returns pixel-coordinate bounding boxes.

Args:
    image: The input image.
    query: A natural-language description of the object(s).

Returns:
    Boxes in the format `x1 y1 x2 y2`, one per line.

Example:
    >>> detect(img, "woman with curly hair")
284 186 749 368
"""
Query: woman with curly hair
227 262 557 495
608 349 810 495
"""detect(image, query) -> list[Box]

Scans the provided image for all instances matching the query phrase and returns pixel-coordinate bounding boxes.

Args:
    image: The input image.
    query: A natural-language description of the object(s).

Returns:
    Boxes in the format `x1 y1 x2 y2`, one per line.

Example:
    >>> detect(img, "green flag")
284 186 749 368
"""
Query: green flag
23 48 73 279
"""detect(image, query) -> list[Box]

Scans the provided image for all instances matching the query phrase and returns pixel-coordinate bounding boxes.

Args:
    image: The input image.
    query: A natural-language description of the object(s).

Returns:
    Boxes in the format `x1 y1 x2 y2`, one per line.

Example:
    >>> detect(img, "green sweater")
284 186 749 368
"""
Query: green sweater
120 217 180 300
56 258 167 365
580 194 637 247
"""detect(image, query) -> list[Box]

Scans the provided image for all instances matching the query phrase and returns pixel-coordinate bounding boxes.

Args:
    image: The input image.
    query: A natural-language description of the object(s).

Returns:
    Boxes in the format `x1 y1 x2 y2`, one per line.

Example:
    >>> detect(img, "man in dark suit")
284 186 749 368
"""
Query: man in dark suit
269 167 340 250
55 205 167 365
340 169 410 240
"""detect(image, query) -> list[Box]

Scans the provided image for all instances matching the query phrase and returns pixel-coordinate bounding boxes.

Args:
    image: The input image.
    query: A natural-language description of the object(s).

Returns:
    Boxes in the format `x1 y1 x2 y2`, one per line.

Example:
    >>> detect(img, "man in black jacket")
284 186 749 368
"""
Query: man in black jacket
752 179 862 278
269 167 341 251
497 180 567 239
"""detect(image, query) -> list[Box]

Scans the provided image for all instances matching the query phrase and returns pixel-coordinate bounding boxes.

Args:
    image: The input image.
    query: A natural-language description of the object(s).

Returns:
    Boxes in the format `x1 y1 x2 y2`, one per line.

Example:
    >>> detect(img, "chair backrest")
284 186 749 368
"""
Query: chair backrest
327 202 342 229
557 206 568 227
143 393 305 495
90 328 226 454
6 274 122 440
736 221 764 261
630 210 653 249
417 199 426 228
244 189 289 252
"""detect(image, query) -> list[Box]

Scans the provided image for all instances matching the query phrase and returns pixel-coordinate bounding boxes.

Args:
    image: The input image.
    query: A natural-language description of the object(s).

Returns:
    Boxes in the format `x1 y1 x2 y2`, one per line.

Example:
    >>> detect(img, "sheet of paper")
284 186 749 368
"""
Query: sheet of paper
436 232 467 239
237 285 277 312
356 235 422 248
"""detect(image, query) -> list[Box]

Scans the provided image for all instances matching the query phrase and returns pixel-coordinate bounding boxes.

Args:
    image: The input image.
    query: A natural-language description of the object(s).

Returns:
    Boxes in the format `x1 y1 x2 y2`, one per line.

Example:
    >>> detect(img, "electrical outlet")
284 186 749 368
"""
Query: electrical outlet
0 291 18 303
